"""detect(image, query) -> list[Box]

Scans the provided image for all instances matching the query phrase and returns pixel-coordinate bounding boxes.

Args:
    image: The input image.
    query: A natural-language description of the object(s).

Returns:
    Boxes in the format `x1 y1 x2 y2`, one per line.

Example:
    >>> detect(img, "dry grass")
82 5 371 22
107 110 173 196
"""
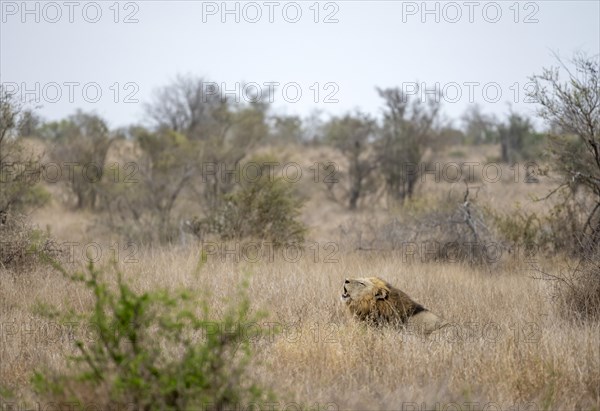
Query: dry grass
2 142 598 409
1 244 598 410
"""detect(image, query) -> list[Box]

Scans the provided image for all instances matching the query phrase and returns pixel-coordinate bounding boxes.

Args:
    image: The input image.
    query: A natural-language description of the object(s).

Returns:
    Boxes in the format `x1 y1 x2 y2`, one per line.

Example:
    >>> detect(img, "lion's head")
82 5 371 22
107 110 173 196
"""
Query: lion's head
341 277 447 334
341 277 391 304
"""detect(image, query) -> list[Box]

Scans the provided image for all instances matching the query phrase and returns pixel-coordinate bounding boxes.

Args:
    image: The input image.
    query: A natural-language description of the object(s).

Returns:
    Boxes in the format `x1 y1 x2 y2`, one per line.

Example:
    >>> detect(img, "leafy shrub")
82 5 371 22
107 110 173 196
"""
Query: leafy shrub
0 138 50 213
487 206 547 252
190 157 306 247
33 262 273 410
488 190 594 256
0 90 58 271
0 212 62 271
448 149 466 158
0 89 50 215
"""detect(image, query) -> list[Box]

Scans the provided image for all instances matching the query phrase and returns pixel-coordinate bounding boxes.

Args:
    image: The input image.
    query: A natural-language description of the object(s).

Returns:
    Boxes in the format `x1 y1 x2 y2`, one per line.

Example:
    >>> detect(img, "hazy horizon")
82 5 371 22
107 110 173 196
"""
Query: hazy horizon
2 1 599 130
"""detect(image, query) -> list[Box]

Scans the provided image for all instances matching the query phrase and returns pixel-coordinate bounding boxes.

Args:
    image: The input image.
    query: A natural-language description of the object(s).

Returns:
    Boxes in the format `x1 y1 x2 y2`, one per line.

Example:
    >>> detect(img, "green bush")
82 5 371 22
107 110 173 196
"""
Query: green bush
191 157 307 247
0 139 50 214
33 262 273 410
0 213 62 271
487 205 546 251
488 190 593 256
0 89 50 215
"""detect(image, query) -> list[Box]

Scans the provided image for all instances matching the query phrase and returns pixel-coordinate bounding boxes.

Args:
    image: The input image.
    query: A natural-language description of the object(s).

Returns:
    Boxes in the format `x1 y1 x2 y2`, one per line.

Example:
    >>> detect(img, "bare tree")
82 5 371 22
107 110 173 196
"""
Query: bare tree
498 111 535 164
145 76 269 210
324 112 377 210
144 74 232 140
102 127 198 243
530 52 600 248
376 87 441 205
461 104 498 144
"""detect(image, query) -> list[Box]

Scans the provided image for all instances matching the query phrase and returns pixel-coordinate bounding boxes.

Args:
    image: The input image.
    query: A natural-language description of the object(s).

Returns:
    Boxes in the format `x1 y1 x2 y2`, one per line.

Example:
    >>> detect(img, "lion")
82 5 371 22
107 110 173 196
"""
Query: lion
341 277 448 335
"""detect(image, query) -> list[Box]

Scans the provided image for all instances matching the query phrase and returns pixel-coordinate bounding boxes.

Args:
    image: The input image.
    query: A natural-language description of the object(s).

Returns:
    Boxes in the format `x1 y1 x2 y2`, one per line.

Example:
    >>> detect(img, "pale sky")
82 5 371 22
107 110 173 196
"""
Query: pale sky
2 1 599 129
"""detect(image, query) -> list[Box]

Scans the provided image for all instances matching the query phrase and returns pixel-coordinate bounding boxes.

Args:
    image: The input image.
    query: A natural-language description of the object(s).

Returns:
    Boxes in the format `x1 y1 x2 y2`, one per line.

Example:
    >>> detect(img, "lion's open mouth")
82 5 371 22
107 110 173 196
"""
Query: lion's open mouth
341 286 350 302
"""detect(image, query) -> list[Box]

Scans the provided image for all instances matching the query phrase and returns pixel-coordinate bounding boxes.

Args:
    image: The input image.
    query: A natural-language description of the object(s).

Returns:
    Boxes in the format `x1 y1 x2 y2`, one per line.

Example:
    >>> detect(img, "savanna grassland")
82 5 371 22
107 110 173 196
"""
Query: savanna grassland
2 139 599 410
2 55 600 410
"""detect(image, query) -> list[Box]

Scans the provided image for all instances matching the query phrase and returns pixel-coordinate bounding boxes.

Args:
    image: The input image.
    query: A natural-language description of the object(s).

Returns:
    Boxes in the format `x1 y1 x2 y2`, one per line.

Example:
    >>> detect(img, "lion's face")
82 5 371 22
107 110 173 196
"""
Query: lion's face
341 277 388 305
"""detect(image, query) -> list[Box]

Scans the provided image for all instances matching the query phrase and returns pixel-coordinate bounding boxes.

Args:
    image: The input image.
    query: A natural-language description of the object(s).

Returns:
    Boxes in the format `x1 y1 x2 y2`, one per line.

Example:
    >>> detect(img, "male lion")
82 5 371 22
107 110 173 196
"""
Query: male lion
341 277 448 334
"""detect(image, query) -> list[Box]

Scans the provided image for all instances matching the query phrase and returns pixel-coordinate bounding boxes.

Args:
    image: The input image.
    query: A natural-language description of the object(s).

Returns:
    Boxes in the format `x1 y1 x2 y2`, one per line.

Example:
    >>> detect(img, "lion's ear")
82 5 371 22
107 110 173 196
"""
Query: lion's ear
375 288 388 300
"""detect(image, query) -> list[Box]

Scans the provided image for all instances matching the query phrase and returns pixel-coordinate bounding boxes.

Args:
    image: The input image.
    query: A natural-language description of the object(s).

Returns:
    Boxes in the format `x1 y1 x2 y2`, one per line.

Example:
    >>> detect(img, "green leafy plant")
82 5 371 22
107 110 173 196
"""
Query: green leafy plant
33 261 272 410
191 156 307 247
0 213 62 271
